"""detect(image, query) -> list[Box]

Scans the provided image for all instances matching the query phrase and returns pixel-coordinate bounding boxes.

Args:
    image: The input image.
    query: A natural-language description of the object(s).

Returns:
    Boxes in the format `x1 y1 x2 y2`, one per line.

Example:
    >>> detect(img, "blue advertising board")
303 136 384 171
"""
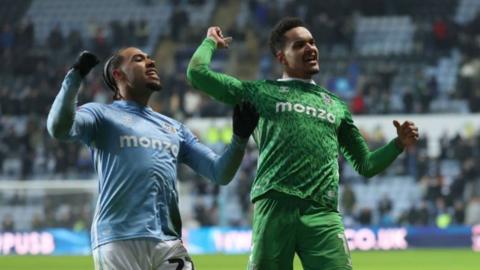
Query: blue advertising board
184 226 480 254
1 225 479 255
0 229 90 255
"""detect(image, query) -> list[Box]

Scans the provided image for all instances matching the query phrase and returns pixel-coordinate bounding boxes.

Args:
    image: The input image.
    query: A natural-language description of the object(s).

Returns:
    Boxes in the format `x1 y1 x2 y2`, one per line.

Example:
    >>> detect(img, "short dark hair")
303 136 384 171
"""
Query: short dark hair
103 50 125 100
269 17 306 56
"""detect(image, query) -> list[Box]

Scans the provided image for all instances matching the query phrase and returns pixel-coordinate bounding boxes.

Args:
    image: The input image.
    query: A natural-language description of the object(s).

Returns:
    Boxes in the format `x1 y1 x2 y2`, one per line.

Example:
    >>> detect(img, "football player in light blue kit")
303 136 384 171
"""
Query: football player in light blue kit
47 49 259 270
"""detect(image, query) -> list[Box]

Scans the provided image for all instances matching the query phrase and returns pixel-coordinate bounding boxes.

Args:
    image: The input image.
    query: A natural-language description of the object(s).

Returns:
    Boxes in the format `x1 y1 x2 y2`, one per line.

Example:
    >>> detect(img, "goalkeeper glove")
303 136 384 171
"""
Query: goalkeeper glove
233 102 259 139
72 51 100 78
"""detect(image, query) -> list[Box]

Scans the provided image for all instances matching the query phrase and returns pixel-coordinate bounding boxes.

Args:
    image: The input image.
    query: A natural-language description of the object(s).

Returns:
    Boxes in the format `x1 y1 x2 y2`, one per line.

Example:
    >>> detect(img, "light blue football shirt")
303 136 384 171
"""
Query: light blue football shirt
47 70 247 249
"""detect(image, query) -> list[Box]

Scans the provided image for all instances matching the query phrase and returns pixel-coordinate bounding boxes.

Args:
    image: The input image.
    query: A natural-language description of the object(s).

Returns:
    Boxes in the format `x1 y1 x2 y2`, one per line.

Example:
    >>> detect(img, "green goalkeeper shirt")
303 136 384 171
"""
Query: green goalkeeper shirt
187 38 403 211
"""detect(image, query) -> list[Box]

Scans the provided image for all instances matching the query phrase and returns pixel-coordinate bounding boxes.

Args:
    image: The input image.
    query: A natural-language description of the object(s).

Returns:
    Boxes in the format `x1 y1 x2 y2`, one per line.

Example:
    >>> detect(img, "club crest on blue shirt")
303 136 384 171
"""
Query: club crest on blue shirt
321 93 333 105
161 123 177 134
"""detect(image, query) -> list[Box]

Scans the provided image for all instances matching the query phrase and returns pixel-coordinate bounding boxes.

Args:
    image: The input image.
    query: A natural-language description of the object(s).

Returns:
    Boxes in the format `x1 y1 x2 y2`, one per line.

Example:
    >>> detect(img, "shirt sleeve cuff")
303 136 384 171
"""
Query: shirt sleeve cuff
204 37 217 49
392 138 404 153
66 68 82 83
231 134 248 147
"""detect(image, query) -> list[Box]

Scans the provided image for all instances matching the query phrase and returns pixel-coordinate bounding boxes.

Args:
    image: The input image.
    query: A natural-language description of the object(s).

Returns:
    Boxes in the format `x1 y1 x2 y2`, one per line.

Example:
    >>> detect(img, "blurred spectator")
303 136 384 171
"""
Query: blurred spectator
423 175 443 203
15 18 34 51
416 200 431 226
377 194 392 216
357 208 372 225
465 197 480 225
433 17 449 51
47 23 64 51
350 90 366 114
109 20 125 46
194 199 218 226
1 214 15 232
452 200 465 225
434 197 452 228
66 29 83 56
170 6 189 41
402 88 414 113
92 26 109 59
135 19 149 46
31 214 45 230
377 194 394 226
341 183 356 216
0 23 15 51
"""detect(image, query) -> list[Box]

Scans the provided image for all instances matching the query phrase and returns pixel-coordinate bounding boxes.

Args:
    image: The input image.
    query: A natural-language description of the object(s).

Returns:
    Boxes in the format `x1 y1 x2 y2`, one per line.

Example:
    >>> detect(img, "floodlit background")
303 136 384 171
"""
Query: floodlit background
0 0 480 269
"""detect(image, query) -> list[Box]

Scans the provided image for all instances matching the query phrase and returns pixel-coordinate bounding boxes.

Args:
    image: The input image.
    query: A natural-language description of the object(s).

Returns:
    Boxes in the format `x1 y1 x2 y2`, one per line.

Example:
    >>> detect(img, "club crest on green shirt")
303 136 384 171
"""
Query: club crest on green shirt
321 93 333 105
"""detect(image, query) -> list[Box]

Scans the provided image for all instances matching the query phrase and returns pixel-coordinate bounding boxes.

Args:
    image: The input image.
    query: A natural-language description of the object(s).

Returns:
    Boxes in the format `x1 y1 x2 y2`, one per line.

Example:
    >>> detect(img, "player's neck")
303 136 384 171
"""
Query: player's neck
282 68 312 80
280 72 316 85
120 94 150 107
119 87 151 107
123 97 149 107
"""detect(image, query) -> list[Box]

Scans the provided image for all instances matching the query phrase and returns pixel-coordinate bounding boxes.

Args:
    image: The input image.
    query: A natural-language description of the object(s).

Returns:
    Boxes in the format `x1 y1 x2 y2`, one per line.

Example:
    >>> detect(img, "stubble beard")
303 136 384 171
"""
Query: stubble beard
307 65 320 75
308 69 319 75
146 81 162 91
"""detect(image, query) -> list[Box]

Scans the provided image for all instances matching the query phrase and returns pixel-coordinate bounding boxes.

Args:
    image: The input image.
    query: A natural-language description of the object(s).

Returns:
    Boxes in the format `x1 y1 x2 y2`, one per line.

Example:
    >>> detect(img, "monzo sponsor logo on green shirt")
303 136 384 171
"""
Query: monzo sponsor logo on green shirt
275 102 336 123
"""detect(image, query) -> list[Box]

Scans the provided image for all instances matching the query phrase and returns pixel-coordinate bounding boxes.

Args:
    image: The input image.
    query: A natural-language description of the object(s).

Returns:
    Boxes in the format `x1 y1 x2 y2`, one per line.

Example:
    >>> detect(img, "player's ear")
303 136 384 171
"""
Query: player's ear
276 51 287 66
112 69 124 81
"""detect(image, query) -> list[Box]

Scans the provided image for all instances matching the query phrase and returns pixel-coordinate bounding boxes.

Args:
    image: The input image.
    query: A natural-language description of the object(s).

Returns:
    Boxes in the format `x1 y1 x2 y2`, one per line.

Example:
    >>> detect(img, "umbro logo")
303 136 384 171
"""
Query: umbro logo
122 115 134 125
279 86 289 93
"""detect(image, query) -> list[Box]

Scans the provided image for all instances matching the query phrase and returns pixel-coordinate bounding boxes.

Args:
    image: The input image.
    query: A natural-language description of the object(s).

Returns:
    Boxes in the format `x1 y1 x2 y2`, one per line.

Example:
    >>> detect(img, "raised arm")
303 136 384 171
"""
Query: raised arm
187 27 245 105
338 111 419 178
180 103 259 185
47 51 99 141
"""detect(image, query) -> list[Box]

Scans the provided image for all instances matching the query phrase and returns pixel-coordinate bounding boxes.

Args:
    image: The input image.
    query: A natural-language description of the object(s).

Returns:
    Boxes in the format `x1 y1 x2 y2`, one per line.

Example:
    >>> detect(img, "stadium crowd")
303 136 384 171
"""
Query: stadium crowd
1 0 480 231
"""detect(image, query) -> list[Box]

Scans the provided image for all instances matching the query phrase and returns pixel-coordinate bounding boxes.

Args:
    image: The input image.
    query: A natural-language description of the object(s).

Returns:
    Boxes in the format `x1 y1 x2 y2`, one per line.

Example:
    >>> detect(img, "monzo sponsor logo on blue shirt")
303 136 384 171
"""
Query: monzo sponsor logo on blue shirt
119 135 179 157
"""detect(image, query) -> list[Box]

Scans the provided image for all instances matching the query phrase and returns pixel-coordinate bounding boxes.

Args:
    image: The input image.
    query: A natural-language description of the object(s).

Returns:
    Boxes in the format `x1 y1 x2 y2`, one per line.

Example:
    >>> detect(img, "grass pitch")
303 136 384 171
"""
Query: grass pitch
0 249 477 270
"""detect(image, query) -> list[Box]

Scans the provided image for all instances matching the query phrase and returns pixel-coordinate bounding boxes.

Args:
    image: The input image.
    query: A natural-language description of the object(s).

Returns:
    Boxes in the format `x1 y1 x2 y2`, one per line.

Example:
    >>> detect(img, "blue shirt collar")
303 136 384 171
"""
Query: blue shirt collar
113 100 153 112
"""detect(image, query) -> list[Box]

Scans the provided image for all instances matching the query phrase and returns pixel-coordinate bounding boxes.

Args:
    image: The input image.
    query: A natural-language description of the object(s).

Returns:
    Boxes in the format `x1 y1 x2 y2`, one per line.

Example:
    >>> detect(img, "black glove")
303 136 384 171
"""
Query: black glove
233 102 259 139
72 51 100 78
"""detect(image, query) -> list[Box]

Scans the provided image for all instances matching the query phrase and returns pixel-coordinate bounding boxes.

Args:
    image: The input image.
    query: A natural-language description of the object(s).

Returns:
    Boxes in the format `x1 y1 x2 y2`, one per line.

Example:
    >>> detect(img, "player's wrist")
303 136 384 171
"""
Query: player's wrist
205 37 218 48
231 134 249 146
394 137 405 151
67 68 82 78
64 69 84 87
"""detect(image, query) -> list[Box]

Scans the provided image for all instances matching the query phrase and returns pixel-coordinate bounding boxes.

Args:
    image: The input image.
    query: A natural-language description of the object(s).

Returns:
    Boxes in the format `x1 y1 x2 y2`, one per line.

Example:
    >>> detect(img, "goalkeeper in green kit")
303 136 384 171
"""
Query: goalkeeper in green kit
187 17 419 270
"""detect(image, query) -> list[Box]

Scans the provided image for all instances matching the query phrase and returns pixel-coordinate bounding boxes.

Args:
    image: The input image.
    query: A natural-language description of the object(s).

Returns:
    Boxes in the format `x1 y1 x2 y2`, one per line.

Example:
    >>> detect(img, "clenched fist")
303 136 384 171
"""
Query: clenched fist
206 26 233 49
393 120 419 149
72 51 100 78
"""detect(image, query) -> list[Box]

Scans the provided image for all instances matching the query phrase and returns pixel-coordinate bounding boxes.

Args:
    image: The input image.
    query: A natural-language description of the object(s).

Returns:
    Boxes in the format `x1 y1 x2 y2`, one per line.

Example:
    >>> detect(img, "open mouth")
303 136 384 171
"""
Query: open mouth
146 69 159 79
304 54 317 64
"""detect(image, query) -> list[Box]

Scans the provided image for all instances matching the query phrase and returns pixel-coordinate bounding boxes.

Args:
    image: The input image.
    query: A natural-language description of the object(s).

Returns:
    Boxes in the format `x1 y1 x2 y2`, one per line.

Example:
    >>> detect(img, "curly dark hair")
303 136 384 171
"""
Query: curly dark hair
269 17 306 57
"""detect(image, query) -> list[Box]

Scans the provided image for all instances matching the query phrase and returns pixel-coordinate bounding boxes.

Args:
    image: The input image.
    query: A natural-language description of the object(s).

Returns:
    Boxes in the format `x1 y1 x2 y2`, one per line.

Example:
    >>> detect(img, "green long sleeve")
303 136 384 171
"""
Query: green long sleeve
187 38 244 105
338 110 403 178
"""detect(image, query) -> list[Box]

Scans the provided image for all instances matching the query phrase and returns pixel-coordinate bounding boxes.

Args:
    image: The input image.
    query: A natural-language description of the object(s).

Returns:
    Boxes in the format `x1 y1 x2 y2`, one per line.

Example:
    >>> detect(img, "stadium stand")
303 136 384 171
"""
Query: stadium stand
1 0 480 232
